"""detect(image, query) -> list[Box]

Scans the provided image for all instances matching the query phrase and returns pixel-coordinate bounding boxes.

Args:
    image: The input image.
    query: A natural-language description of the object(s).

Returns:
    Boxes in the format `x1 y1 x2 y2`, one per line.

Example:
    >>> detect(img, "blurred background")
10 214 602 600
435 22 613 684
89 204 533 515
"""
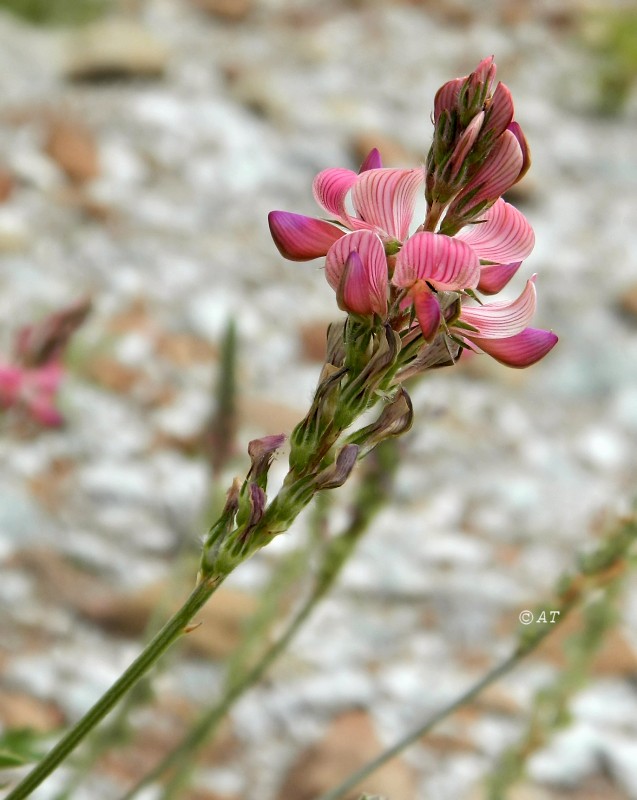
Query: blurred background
1 0 637 798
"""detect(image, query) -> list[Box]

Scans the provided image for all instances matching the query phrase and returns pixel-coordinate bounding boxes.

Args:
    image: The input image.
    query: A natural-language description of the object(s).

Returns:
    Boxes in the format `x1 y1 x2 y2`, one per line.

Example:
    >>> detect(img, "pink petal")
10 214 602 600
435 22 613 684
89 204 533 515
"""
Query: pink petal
507 121 531 183
455 199 534 264
312 168 359 224
450 129 523 216
448 111 485 181
483 82 514 139
325 230 388 314
434 76 464 122
27 398 64 427
469 55 497 93
337 251 386 316
359 148 382 172
0 364 22 405
468 327 558 368
268 211 345 261
412 288 441 343
459 277 537 338
393 232 480 291
477 261 522 295
351 168 424 241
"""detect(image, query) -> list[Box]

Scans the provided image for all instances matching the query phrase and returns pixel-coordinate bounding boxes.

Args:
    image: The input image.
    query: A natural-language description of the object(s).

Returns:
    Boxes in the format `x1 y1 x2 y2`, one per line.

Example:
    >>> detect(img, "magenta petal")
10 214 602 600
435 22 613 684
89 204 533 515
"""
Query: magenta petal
359 148 382 172
351 167 424 241
469 327 558 368
337 251 386 316
268 211 345 261
477 261 522 294
326 230 388 315
312 167 359 223
507 121 531 182
393 232 480 291
413 288 441 343
456 199 534 264
450 129 523 214
459 278 537 338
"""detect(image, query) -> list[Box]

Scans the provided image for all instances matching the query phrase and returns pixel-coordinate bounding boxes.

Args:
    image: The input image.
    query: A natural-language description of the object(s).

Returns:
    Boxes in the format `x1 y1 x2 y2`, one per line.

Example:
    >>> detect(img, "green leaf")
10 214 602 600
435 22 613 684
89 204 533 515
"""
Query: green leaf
0 749 32 768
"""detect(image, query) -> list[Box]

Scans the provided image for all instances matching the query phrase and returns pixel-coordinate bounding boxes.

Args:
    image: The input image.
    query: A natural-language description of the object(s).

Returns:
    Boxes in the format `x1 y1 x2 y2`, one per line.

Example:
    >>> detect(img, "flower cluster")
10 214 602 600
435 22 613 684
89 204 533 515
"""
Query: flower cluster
268 57 556 371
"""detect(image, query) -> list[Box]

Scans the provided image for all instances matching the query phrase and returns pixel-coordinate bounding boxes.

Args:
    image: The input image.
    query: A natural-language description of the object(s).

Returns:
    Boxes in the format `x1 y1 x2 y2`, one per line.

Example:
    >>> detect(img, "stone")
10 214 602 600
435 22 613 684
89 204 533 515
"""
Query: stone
63 19 169 82
190 0 253 22
276 709 417 800
44 117 100 183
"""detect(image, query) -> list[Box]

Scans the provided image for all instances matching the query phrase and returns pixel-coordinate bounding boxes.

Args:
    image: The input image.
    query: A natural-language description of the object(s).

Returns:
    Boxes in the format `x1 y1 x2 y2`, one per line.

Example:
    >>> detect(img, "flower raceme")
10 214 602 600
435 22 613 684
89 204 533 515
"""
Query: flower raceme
268 58 556 370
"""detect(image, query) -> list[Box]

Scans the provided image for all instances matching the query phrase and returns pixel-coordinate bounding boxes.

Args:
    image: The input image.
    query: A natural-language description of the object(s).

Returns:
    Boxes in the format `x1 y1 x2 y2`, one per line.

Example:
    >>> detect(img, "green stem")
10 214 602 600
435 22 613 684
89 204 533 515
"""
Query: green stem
119 542 352 800
124 443 399 800
5 574 224 800
159 577 330 800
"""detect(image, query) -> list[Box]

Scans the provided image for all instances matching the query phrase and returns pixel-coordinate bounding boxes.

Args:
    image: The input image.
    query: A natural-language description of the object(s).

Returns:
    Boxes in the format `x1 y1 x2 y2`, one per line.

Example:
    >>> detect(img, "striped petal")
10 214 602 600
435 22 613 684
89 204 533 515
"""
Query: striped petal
393 232 480 291
459 277 537 338
434 77 463 122
477 261 522 295
412 287 441 343
325 230 388 315
312 167 359 223
337 251 387 316
507 121 531 183
268 211 345 261
455 199 535 264
467 327 558 368
351 168 424 240
450 129 523 216
483 82 514 139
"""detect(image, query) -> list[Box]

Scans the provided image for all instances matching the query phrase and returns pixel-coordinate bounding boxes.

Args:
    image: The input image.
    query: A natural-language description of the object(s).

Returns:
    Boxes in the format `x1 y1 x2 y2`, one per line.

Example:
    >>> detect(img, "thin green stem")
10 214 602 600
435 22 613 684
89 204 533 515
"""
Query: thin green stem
5 574 224 800
315 629 569 800
316 511 637 800
123 442 399 800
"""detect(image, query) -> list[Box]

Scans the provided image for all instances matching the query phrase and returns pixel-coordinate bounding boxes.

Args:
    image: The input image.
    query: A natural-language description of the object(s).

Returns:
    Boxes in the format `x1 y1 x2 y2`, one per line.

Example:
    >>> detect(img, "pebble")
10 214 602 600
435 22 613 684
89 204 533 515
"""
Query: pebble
63 19 169 82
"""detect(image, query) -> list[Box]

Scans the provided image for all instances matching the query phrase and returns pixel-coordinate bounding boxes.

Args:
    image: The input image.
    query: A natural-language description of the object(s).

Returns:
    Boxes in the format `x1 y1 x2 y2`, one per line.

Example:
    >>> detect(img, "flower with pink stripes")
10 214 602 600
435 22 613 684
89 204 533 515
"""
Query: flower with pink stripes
269 148 424 316
267 58 557 370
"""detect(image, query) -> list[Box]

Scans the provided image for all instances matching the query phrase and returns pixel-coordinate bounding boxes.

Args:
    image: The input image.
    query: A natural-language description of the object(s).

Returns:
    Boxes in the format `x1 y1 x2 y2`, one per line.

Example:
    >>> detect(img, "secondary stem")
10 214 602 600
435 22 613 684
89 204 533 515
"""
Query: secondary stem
5 574 224 800
316 602 580 800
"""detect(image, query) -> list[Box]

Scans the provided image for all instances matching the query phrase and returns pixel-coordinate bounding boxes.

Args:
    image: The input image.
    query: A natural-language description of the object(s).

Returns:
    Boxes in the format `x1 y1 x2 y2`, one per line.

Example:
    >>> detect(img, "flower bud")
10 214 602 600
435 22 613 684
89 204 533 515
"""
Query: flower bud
345 388 413 456
314 444 359 491
248 433 286 489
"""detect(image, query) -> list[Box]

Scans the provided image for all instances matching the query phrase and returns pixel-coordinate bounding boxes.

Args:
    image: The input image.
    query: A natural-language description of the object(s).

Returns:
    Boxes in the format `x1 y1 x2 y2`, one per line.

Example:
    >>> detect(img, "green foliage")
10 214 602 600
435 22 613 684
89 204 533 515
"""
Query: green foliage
0 0 110 26
0 729 49 770
580 8 637 116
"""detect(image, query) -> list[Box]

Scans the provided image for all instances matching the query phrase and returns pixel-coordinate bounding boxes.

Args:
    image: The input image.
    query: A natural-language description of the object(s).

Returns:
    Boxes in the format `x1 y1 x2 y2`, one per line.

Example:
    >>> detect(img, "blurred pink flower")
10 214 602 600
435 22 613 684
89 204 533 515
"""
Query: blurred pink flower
0 361 64 427
0 297 90 427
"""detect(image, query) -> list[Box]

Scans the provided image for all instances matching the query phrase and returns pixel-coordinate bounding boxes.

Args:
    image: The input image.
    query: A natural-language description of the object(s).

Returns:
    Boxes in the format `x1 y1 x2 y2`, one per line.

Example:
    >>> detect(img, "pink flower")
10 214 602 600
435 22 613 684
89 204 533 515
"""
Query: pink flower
429 56 531 233
451 278 557 368
0 361 64 426
0 297 90 427
391 197 535 343
267 58 557 370
269 149 424 316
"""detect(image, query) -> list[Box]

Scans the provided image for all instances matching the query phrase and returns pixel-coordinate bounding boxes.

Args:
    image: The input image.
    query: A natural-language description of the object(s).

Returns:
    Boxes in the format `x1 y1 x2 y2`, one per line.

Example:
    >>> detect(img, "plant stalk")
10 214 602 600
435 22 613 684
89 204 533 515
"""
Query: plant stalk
5 574 224 800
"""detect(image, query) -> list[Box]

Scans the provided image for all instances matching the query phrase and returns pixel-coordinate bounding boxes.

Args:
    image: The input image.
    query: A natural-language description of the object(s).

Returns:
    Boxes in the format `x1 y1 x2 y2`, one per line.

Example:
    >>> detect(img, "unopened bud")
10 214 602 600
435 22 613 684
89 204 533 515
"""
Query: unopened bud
16 296 92 368
315 444 359 491
248 433 286 489
346 388 413 455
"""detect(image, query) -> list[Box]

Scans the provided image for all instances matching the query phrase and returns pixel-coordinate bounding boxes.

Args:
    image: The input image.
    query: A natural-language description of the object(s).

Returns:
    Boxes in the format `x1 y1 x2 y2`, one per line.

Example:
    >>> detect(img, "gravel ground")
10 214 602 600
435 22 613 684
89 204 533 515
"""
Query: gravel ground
1 1 637 799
